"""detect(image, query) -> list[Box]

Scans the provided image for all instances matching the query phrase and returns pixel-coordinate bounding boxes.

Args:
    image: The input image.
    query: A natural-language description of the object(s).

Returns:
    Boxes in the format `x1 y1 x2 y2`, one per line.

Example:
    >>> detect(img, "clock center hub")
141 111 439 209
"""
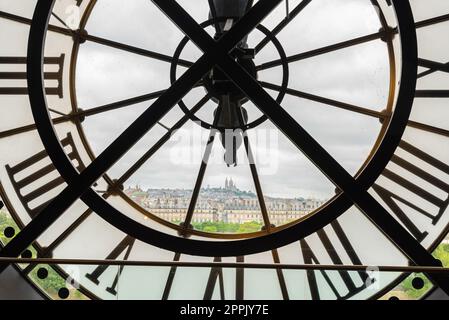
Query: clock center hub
203 48 257 104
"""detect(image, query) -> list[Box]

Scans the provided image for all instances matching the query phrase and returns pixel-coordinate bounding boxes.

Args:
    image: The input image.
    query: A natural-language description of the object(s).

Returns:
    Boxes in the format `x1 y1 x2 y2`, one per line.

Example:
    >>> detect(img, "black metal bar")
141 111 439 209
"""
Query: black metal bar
418 58 449 74
0 10 72 36
415 90 449 98
182 105 222 231
260 81 384 119
256 31 385 71
51 12 73 32
255 0 312 53
2 257 449 273
83 32 194 68
0 116 67 139
271 249 290 300
236 256 244 300
0 10 193 68
236 110 271 228
152 0 282 57
256 11 449 71
407 120 449 138
74 89 166 118
22 208 94 275
418 62 449 79
208 0 221 33
0 0 282 270
203 257 224 300
116 95 210 186
162 252 181 300
415 13 449 28
0 89 168 139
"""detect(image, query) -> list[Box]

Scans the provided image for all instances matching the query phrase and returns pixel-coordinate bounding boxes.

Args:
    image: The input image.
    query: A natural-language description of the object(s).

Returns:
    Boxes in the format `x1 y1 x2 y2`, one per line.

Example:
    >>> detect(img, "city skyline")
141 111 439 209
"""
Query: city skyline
125 176 326 201
124 177 326 227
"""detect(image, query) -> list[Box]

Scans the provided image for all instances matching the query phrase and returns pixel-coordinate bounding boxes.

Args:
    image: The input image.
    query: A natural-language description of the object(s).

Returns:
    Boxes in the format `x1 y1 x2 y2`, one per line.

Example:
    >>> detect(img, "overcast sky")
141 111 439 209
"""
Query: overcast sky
75 0 391 199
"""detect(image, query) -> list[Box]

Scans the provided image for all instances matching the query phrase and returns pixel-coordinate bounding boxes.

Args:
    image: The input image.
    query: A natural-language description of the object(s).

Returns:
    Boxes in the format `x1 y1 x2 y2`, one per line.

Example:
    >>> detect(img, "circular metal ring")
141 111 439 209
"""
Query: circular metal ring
170 19 289 130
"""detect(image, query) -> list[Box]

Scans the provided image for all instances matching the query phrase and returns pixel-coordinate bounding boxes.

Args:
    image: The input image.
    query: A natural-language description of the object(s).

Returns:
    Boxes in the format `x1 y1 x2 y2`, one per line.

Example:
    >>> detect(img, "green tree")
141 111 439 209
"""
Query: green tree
203 225 218 233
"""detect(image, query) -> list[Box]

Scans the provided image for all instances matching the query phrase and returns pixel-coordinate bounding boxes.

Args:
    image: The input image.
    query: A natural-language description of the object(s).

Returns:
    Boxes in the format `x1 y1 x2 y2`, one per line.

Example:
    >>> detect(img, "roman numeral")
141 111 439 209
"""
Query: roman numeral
85 236 136 296
300 220 368 300
203 256 245 300
418 58 449 78
5 133 84 218
373 140 449 241
416 57 449 94
162 254 245 300
0 55 65 97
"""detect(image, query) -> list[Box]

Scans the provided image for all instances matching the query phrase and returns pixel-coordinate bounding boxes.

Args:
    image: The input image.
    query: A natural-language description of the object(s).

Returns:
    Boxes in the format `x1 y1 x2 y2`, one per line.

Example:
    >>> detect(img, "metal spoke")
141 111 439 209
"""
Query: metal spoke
245 138 271 228
262 81 449 138
51 12 74 33
115 95 210 186
208 0 221 33
0 83 203 139
260 81 386 119
0 10 71 36
0 89 166 139
0 11 194 68
0 116 67 139
48 108 68 117
181 104 223 233
82 32 194 68
256 11 449 71
21 207 94 275
255 0 312 53
235 108 271 229
2 7 448 71
257 30 386 71
72 89 166 119
236 106 290 299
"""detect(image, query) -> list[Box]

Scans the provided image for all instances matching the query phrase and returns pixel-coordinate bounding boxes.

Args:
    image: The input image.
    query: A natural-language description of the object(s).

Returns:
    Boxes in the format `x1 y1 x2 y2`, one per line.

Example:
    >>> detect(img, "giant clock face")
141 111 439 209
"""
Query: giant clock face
0 0 449 300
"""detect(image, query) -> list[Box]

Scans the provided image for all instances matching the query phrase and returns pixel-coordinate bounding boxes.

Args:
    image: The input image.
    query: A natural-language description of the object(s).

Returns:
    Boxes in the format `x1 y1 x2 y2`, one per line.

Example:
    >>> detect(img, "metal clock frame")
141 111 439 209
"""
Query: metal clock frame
1 0 449 295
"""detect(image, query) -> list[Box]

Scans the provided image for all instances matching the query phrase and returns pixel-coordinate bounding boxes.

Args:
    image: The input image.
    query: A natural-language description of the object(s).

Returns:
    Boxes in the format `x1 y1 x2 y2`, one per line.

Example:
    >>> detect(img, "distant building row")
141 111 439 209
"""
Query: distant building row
125 180 325 226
